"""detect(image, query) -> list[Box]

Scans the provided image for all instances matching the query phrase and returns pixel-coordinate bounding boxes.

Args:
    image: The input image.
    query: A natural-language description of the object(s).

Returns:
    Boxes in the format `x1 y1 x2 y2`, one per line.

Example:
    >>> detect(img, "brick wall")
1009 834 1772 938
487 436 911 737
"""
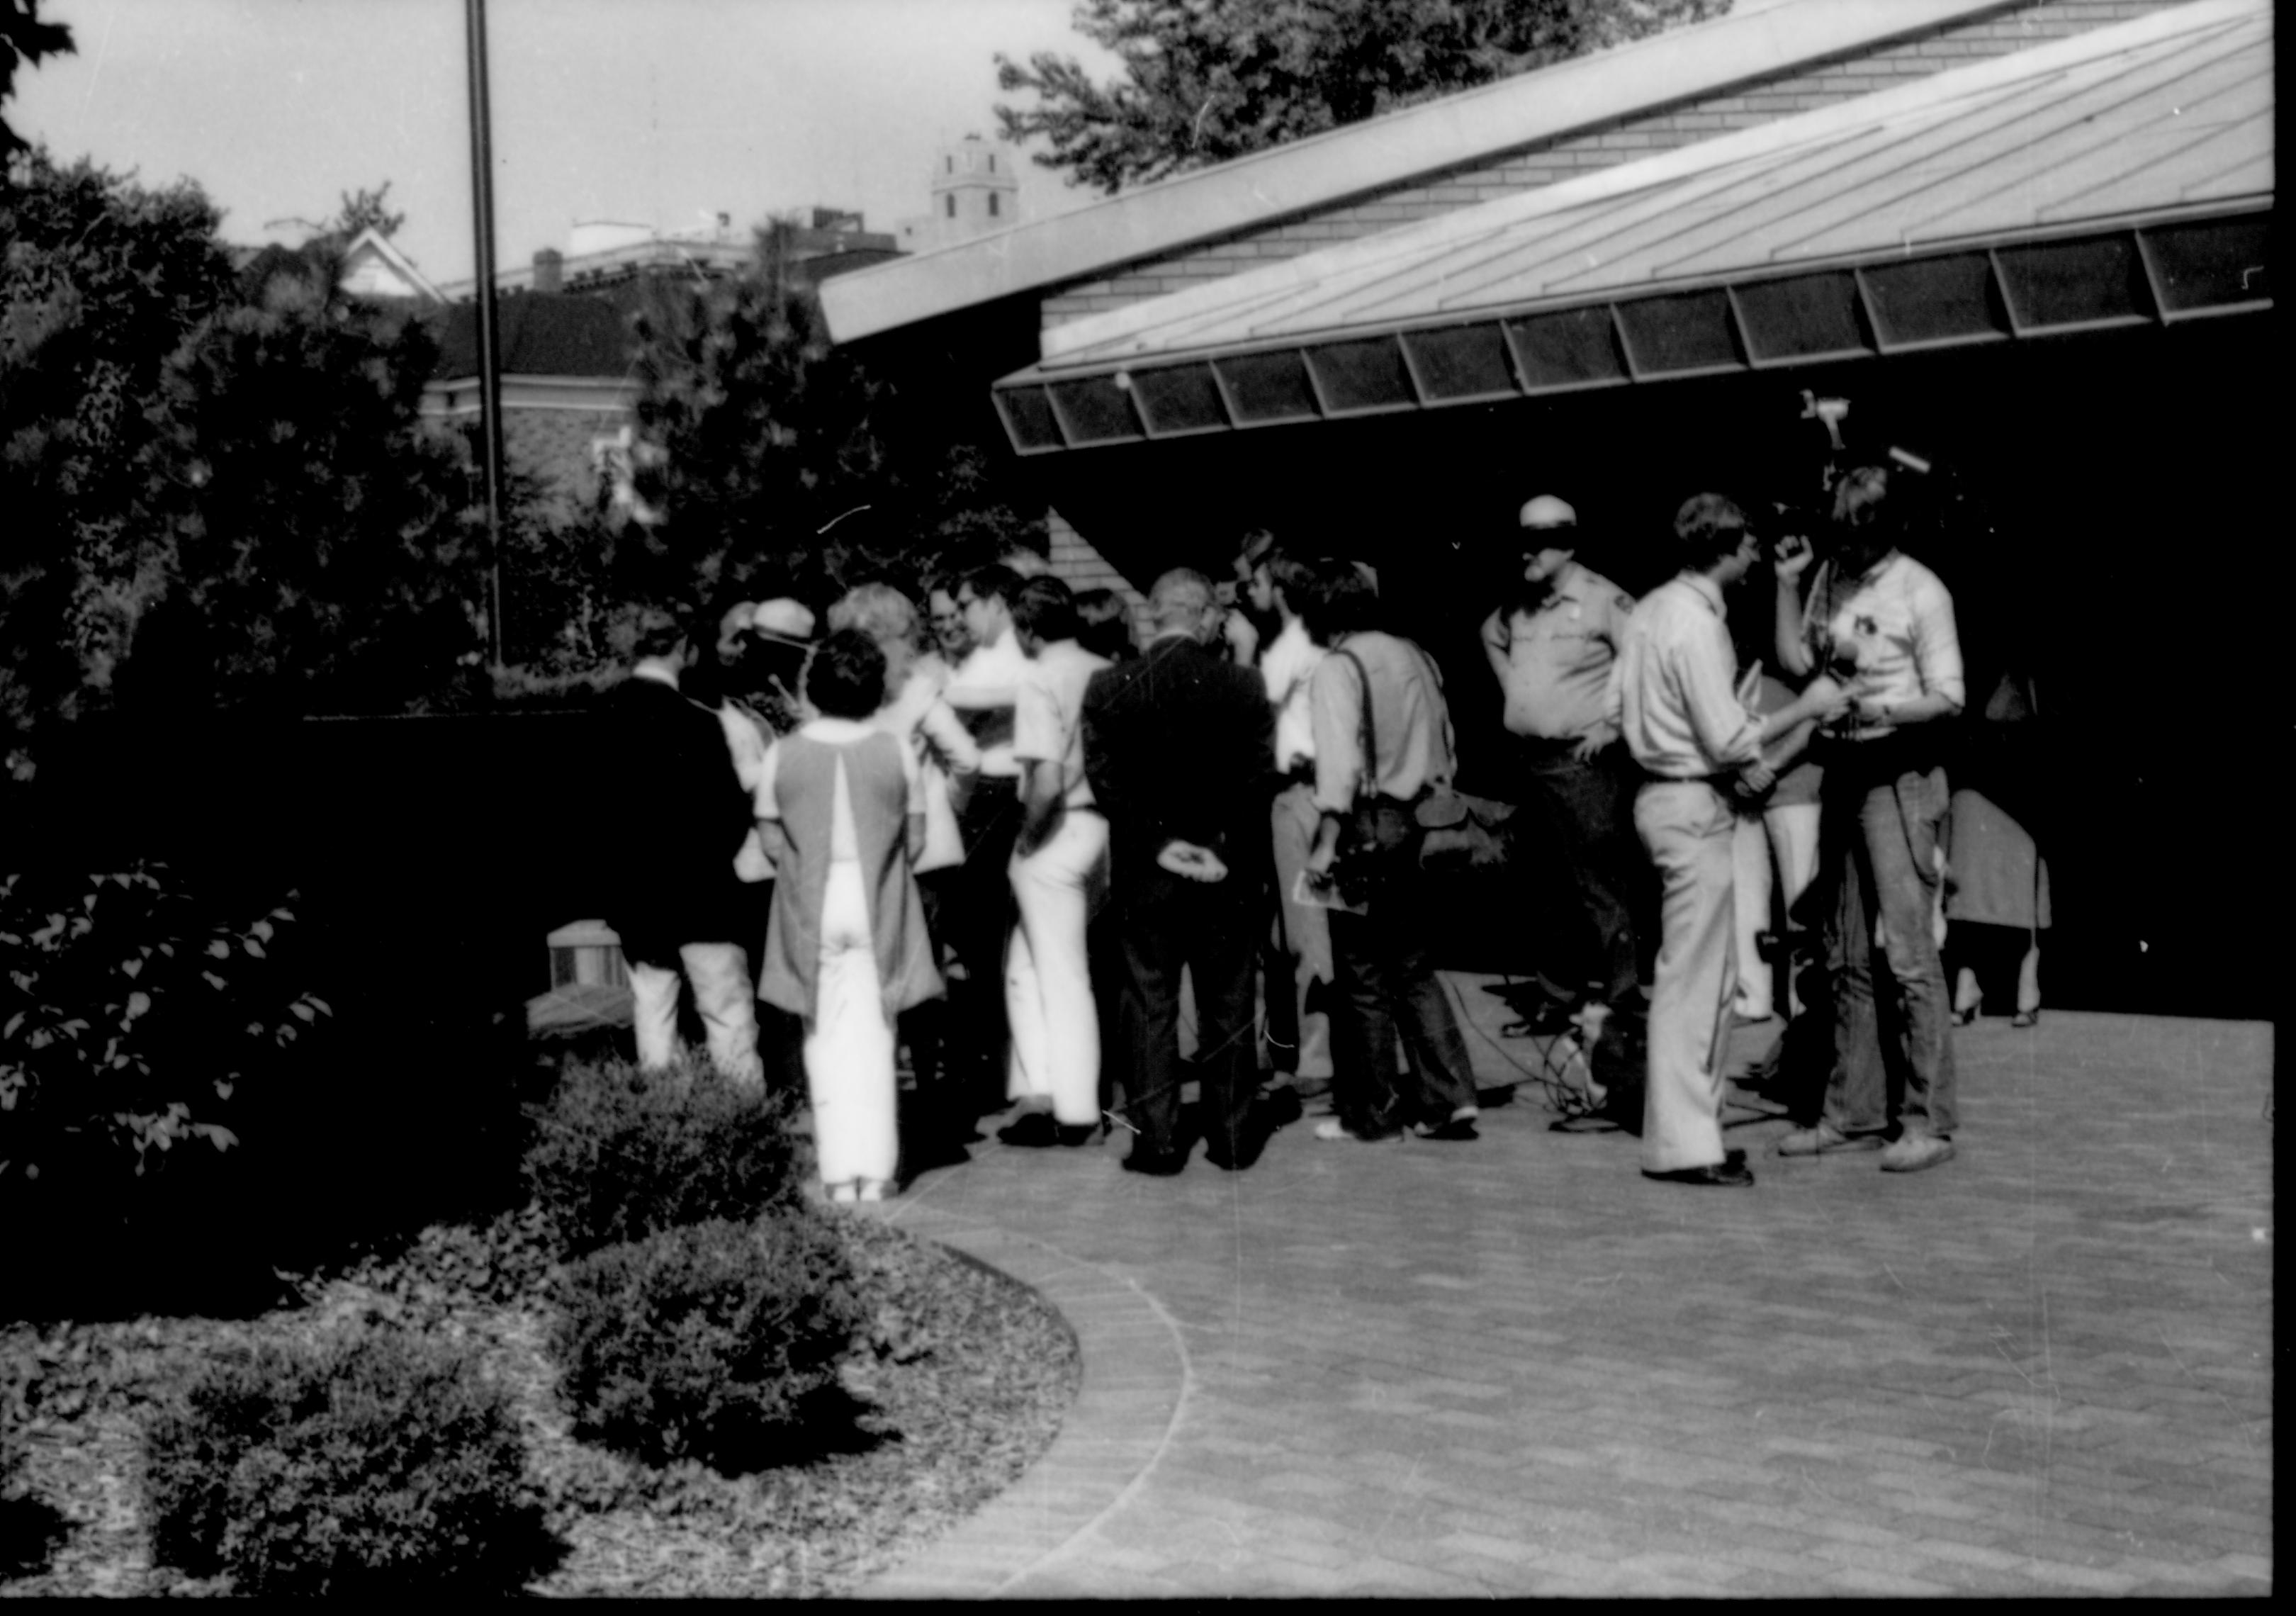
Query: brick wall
1041 0 2185 327
1047 508 1147 605
504 408 629 524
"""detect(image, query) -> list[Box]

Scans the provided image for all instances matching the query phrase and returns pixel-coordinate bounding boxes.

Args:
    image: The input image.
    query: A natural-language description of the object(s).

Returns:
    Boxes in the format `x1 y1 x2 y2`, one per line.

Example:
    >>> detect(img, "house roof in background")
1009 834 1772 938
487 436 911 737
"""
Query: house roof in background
820 0 2025 344
431 291 636 382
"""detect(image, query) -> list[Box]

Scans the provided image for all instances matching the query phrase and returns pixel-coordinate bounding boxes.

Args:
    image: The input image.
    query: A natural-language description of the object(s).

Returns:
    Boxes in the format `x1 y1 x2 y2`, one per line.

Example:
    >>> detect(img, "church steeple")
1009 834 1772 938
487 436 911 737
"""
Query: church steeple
928 133 1020 241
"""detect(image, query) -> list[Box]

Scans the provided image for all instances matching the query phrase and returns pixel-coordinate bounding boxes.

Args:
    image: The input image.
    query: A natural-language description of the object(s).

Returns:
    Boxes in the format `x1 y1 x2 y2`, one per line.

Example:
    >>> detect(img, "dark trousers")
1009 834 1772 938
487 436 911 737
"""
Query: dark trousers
947 780 1023 1109
1327 837 1478 1137
1515 742 1643 1009
1112 862 1258 1160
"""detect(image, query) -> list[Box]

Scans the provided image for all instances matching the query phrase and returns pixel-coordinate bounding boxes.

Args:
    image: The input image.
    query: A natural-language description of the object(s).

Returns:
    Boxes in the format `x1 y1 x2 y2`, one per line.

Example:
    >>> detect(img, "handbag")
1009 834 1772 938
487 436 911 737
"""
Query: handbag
1332 646 1516 883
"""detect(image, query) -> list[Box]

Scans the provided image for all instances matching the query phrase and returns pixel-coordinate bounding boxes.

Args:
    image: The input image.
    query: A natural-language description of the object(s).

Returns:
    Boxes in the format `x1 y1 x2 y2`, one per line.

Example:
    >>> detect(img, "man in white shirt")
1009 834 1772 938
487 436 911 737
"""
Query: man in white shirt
1619 495 1851 1186
940 563 1033 1113
1480 496 1644 1045
1250 549 1334 1099
998 578 1113 1148
1771 465 1965 1174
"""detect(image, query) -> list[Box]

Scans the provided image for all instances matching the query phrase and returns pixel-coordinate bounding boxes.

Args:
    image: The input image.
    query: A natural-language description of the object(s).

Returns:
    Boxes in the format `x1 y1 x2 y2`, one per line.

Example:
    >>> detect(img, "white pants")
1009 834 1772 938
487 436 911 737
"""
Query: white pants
1731 802 1823 1021
1005 809 1108 1126
1636 781 1737 1174
806 860 897 1188
628 941 762 1087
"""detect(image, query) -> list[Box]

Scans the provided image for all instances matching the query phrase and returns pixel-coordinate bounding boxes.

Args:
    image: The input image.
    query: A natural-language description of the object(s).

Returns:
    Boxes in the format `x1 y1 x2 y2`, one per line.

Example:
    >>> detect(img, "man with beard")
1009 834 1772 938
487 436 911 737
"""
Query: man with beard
1771 466 1966 1174
1480 496 1643 1087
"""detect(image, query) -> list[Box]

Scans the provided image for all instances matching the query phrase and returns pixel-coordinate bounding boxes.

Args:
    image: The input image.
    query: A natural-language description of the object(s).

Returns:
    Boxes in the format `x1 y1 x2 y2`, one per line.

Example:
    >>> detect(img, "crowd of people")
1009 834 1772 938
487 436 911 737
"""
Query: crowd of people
602 462 2042 1198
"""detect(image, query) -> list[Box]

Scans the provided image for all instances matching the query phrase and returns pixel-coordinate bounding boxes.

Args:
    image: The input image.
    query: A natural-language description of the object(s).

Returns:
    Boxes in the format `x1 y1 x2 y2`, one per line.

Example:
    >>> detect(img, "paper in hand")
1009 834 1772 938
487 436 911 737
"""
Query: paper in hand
1293 866 1368 916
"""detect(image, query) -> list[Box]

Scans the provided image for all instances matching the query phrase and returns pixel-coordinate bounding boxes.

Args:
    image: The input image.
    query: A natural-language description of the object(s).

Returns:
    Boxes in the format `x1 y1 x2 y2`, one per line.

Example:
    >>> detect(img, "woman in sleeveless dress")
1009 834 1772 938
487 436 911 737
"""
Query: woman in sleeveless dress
754 630 943 1202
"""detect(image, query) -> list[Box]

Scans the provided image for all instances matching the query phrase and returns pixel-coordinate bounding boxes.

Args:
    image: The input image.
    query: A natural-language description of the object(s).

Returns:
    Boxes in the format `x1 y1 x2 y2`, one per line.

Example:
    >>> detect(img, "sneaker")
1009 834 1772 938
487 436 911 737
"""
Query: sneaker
1314 1118 1402 1143
1774 1122 1886 1157
1878 1133 1955 1174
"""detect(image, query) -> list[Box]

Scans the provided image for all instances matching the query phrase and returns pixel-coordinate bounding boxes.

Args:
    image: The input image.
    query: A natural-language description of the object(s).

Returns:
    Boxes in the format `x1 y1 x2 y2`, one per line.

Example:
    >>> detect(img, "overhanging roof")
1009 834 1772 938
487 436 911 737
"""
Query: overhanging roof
820 0 2027 344
993 0 2273 456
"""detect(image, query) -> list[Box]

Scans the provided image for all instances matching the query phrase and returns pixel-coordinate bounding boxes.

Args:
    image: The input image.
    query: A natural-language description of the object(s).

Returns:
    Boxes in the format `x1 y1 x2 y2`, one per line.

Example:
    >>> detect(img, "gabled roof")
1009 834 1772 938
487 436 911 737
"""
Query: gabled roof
338 227 446 305
821 0 2025 344
991 0 2271 454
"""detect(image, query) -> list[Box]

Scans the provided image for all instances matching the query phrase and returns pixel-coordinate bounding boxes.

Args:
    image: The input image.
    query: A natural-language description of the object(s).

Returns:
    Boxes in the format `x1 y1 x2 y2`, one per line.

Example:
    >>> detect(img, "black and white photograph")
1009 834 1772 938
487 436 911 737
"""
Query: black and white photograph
0 0 2271 1597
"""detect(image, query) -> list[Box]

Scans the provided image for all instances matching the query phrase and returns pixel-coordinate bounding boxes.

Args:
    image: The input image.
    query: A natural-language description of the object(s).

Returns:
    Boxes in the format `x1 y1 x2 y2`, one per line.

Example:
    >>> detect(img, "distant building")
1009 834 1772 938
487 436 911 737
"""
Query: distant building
897 134 1023 252
228 226 444 307
422 208 903 522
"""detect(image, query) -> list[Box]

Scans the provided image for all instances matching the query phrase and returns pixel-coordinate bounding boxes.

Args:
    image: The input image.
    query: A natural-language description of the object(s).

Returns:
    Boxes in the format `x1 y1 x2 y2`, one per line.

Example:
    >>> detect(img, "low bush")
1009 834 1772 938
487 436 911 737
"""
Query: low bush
140 1326 558 1596
522 1055 804 1260
551 1213 869 1472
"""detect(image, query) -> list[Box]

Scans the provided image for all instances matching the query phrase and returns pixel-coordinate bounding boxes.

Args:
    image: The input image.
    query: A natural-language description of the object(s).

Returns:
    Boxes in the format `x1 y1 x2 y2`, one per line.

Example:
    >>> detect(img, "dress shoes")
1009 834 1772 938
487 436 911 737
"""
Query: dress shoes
996 1110 1059 1148
1120 1144 1189 1177
1205 1125 1270 1172
1258 1087 1305 1128
1414 1107 1480 1142
1642 1157 1755 1187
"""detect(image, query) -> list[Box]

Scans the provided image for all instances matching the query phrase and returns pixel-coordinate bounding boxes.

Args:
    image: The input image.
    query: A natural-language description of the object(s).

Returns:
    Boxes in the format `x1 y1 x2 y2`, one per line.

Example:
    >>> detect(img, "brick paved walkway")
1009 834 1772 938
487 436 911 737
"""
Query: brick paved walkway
858 987 2273 1598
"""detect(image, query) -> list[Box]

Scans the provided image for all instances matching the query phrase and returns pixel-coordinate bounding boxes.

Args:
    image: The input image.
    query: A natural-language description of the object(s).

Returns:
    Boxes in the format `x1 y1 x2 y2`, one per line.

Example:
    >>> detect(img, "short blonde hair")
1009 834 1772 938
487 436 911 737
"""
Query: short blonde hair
826 582 920 652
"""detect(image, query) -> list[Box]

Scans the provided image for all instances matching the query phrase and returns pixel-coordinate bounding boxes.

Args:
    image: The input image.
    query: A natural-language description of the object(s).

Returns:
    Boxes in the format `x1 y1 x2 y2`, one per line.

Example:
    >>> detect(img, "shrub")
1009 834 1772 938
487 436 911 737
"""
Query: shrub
0 862 329 1189
522 1055 803 1260
551 1213 869 1472
140 1326 558 1596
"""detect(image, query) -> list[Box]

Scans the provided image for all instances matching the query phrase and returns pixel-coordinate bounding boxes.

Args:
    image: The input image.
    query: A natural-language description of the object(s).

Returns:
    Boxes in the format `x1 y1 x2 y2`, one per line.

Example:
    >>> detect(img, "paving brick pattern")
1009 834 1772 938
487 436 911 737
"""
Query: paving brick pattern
860 990 2272 1598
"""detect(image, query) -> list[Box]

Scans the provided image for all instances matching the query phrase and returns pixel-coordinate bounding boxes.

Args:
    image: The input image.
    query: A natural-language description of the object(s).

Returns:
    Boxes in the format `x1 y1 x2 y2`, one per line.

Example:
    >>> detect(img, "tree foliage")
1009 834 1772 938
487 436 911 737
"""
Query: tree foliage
616 222 1042 619
0 0 73 162
2 150 485 777
997 0 1733 193
330 181 406 243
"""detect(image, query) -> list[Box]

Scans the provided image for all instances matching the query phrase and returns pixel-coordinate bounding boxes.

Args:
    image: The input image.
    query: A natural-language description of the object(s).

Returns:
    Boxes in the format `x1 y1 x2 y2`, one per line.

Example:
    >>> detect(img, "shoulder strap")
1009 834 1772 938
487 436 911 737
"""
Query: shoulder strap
1336 648 1375 802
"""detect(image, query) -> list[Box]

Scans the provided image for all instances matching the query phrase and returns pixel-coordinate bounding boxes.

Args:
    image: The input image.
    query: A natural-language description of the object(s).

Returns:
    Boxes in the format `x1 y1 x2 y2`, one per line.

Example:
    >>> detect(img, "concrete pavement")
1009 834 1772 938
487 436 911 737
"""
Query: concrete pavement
860 984 2273 1598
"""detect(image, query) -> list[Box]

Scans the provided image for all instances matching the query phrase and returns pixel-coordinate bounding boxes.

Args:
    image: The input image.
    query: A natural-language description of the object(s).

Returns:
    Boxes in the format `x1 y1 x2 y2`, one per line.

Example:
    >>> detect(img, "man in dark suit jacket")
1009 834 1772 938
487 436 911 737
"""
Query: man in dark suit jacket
1082 569 1277 1174
600 607 765 1087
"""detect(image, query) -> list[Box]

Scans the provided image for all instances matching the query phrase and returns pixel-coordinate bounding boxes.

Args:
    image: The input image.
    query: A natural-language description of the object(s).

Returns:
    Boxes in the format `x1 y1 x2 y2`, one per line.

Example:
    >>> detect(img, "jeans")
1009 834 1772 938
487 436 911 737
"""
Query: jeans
1823 758 1959 1139
1327 830 1478 1137
1516 744 1643 1009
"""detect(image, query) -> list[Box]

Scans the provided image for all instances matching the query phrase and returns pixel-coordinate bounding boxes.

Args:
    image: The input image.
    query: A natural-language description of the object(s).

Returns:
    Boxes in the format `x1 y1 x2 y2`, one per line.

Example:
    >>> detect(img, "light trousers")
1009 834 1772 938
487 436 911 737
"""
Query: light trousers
805 860 897 1189
628 941 763 1088
1268 781 1334 1079
1634 780 1738 1174
1005 809 1108 1126
1731 801 1823 1021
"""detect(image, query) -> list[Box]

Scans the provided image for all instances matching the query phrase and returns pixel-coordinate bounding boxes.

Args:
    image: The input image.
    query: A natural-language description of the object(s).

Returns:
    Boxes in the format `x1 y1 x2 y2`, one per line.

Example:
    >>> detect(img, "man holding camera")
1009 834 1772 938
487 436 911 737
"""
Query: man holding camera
1771 466 1965 1174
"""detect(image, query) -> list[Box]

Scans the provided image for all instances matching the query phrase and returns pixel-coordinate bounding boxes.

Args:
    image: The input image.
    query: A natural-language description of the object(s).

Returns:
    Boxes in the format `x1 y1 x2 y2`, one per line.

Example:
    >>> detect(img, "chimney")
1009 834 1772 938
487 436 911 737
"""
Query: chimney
532 247 563 293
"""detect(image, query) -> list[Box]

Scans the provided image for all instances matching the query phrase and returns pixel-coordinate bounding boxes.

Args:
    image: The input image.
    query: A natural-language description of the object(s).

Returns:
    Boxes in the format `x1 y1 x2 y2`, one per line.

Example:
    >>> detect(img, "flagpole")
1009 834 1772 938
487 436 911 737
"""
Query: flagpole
466 0 507 670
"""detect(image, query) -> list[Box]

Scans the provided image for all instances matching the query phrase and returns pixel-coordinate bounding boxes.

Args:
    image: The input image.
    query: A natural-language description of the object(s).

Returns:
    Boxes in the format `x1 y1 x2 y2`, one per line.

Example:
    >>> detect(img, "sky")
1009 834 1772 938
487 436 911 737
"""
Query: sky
12 0 1122 287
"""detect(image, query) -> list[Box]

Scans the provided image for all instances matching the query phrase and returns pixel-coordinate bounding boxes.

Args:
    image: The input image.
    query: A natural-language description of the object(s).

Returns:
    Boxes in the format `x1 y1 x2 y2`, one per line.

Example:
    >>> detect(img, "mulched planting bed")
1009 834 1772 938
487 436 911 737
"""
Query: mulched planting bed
0 1206 1080 1598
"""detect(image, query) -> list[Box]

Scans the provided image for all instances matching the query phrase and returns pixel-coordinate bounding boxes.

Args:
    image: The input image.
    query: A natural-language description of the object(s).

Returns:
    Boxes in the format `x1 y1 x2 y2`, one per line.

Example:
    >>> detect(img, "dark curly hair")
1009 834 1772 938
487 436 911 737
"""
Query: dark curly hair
803 628 888 720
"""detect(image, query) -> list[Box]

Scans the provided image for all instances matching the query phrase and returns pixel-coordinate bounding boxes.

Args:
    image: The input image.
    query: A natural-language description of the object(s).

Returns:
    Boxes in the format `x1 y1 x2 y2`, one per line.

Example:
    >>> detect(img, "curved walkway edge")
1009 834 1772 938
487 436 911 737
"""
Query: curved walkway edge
855 1202 1193 1598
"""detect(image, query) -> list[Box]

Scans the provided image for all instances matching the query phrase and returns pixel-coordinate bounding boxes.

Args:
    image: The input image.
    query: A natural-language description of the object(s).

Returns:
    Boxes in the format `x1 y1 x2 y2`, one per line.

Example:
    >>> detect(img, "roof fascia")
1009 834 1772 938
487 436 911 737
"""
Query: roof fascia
342 227 446 303
422 375 636 412
821 0 2020 344
1040 0 2262 366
